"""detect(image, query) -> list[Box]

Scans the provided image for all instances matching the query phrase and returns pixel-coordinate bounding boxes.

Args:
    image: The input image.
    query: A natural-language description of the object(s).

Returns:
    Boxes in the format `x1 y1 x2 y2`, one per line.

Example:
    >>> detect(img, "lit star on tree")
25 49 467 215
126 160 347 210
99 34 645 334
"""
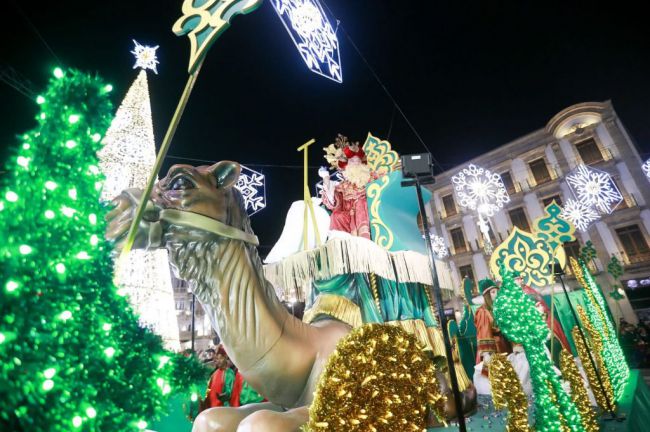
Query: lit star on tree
131 40 159 74
643 158 650 181
566 164 623 214
561 198 600 231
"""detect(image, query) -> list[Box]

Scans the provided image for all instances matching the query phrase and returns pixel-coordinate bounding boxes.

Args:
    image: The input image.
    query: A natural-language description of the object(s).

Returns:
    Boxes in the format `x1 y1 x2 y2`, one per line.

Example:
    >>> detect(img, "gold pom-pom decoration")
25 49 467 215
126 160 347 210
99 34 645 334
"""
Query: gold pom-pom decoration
488 354 531 432
560 350 599 432
571 324 615 411
305 323 446 432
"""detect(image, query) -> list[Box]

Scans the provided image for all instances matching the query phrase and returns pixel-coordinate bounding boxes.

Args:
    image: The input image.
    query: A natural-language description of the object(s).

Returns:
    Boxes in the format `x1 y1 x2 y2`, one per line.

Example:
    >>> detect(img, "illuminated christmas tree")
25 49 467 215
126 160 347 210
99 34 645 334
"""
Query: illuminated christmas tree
0 67 202 431
99 42 180 351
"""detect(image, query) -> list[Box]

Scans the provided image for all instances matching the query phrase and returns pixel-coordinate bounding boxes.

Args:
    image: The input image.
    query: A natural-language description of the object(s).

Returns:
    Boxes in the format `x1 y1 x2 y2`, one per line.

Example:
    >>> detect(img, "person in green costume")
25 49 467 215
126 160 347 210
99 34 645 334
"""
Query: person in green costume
201 345 235 409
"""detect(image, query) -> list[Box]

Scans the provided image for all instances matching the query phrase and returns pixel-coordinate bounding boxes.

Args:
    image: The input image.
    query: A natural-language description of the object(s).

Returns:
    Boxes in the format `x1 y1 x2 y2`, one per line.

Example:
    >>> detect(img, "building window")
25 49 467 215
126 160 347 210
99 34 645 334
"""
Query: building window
542 194 563 208
508 207 531 232
442 194 457 217
616 225 650 264
575 138 604 165
458 264 475 283
450 227 468 254
529 158 551 185
501 171 517 195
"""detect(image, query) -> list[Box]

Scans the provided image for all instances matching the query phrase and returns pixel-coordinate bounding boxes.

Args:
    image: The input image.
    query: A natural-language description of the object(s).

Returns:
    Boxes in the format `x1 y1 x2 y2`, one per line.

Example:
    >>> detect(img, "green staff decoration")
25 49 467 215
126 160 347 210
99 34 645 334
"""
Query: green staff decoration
493 265 584 432
121 0 263 259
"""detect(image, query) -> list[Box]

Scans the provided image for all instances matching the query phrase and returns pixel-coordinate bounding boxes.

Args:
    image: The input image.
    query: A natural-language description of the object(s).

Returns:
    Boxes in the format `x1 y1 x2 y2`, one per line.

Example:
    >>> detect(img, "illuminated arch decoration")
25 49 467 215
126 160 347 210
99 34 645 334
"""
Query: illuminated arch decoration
236 165 266 215
270 0 342 83
566 164 623 214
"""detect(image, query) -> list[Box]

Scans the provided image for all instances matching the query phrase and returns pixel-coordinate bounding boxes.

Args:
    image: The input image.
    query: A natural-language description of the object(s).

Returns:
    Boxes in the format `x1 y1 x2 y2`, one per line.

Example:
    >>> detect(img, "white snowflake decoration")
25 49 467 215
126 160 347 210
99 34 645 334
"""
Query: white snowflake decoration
314 169 344 196
643 158 650 181
236 165 266 216
566 164 623 214
270 0 342 83
561 199 600 232
451 164 510 217
131 40 159 74
429 235 448 258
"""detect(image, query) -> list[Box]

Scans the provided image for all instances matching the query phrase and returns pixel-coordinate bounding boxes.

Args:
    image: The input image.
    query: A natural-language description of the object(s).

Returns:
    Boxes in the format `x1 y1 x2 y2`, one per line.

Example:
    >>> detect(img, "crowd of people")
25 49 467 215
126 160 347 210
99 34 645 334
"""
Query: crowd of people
196 345 265 411
619 317 650 368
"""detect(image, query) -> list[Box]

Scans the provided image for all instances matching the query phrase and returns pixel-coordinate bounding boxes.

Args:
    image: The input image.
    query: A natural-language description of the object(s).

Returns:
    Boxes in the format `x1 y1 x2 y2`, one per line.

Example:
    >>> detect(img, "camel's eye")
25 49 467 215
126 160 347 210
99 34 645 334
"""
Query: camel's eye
170 176 195 191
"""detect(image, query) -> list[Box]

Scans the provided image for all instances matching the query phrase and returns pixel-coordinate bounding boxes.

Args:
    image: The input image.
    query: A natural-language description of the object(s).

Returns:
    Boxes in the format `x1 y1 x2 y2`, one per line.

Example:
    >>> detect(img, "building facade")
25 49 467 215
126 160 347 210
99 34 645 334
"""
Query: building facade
426 101 650 324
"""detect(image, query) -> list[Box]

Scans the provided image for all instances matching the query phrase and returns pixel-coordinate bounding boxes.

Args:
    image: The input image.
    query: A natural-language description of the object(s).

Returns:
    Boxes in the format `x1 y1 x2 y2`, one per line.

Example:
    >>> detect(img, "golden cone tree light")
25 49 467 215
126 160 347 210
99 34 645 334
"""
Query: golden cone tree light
99 69 180 350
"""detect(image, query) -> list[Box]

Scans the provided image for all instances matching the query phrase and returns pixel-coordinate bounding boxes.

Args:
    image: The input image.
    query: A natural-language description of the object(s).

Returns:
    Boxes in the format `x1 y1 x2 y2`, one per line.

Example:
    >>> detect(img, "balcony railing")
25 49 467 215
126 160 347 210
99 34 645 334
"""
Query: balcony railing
452 242 470 255
618 250 650 266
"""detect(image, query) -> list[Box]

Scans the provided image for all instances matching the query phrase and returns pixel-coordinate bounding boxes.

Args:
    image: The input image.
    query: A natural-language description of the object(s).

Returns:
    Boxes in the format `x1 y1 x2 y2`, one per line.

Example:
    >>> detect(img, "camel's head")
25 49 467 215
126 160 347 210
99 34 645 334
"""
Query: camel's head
152 160 242 224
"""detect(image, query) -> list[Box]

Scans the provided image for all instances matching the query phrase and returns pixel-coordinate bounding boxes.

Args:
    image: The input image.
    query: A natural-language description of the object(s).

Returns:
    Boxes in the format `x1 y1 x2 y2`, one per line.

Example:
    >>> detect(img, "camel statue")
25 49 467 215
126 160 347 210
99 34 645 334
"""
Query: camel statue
106 161 475 432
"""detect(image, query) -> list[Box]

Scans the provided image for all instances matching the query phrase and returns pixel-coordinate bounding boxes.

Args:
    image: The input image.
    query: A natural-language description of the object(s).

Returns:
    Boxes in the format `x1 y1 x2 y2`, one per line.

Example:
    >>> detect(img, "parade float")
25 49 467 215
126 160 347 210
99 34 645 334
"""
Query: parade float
2 0 650 431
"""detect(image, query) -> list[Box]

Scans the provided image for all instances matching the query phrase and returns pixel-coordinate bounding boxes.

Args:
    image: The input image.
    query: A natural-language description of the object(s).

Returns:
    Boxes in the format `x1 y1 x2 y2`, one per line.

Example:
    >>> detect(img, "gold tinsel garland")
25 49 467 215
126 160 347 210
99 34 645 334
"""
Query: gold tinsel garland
305 323 446 432
560 350 599 432
571 320 615 411
488 354 531 432
546 381 571 432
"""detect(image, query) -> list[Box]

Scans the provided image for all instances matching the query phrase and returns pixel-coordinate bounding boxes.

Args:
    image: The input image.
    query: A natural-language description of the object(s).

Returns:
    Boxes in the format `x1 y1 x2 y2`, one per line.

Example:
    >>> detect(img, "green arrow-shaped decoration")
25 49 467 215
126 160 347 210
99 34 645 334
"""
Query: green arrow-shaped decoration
173 0 264 74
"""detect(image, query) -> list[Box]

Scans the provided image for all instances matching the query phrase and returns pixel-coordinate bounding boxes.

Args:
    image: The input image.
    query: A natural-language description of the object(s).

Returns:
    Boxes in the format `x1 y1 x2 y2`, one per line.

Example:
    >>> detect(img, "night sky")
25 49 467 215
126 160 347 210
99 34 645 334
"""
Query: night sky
2 1 650 252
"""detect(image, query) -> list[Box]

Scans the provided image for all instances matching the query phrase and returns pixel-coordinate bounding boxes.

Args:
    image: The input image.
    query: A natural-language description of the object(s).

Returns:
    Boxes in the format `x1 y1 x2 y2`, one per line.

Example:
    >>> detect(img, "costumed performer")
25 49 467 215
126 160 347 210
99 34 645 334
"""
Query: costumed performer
201 345 235 410
318 134 379 239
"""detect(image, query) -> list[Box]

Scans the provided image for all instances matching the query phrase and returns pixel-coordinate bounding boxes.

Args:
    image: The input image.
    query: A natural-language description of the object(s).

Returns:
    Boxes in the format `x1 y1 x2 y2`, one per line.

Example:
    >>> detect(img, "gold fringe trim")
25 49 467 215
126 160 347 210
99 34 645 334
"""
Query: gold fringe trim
302 294 363 328
264 236 449 300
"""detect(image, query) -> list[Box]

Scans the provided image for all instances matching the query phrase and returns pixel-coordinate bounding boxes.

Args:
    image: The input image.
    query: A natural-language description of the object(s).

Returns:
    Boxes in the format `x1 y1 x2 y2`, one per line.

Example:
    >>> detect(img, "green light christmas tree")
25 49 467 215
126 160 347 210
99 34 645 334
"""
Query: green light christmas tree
0 68 206 431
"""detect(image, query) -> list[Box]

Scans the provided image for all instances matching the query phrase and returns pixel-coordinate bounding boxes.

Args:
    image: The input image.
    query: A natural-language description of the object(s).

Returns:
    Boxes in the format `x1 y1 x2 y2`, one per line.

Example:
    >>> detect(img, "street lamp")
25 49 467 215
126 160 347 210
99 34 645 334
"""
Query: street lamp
401 153 467 432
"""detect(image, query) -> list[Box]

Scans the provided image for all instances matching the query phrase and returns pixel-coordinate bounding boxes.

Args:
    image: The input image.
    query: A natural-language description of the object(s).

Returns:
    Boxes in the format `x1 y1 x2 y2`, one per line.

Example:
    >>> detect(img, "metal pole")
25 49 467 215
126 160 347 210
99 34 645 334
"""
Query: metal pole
191 294 196 353
555 272 617 417
415 178 467 432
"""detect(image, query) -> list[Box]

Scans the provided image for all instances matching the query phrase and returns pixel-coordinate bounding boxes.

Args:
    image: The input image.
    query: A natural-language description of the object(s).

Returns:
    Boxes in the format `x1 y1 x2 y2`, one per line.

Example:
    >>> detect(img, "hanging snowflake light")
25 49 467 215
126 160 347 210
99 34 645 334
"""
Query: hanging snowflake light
429 234 449 258
451 164 510 216
236 165 266 216
561 199 601 232
270 0 342 83
643 159 650 181
566 164 623 214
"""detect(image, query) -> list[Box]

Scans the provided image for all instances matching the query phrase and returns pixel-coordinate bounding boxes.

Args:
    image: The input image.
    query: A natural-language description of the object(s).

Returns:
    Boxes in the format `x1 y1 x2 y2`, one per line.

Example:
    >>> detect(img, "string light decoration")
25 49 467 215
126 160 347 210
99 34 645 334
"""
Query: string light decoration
560 199 600 232
305 323 446 431
236 165 266 215
98 54 180 351
566 164 623 214
560 350 599 432
571 258 629 399
643 159 650 180
314 169 344 197
0 68 207 432
492 265 584 432
270 0 342 83
488 354 531 432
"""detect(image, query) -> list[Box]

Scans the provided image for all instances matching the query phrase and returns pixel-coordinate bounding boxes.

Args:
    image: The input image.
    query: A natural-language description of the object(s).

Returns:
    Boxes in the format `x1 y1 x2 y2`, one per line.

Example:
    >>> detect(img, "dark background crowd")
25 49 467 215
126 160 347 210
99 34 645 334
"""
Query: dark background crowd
619 317 650 368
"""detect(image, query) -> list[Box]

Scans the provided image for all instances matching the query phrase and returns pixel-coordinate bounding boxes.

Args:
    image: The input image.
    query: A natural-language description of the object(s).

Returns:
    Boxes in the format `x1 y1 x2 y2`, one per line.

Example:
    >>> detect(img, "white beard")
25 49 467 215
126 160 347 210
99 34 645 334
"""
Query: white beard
342 163 371 188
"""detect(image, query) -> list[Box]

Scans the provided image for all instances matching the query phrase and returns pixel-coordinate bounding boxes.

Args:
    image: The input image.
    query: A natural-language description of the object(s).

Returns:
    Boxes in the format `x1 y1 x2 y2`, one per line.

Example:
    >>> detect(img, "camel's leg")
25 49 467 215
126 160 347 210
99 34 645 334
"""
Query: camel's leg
192 402 285 432
236 406 309 432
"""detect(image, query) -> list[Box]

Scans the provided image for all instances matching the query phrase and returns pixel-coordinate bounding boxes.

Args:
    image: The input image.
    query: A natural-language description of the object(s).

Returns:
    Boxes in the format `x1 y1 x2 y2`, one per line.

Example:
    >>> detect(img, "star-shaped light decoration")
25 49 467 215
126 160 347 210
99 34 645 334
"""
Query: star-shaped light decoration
235 165 266 216
566 164 623 214
560 199 600 232
643 158 650 181
451 164 510 216
131 40 160 74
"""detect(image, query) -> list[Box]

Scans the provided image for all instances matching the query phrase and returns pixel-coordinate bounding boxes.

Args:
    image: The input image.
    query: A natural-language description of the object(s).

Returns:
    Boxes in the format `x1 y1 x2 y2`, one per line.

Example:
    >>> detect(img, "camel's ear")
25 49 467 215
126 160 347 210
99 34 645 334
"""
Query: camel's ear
209 161 241 188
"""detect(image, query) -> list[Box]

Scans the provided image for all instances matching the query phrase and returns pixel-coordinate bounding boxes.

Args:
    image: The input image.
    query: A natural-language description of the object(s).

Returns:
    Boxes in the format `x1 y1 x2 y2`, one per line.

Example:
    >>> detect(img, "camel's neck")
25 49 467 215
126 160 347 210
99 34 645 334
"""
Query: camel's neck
172 238 291 371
